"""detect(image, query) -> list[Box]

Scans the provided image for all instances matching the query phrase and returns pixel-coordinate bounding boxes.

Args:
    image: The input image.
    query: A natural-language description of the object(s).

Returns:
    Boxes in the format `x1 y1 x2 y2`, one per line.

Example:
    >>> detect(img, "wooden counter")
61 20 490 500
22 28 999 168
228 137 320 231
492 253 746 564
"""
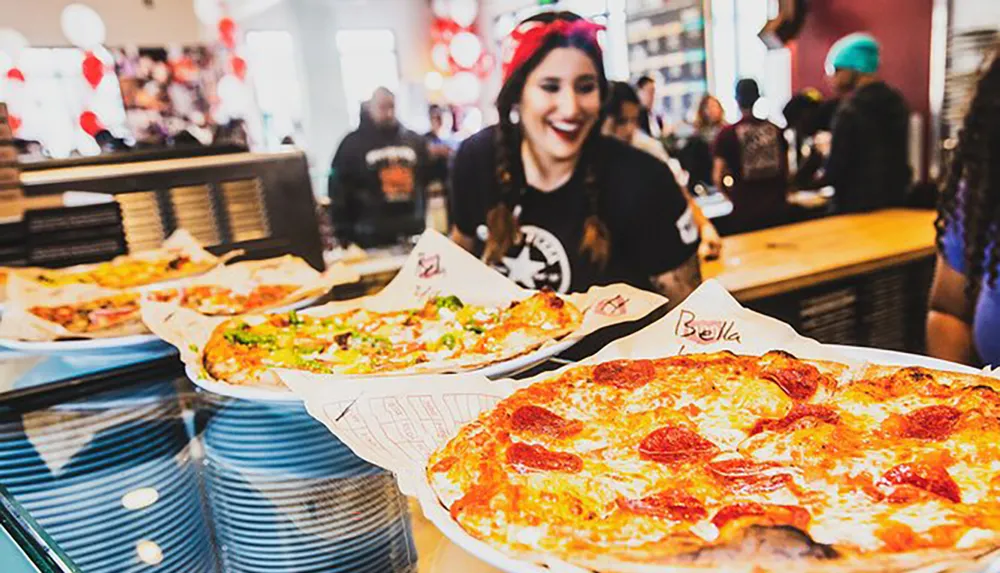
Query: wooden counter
703 209 937 301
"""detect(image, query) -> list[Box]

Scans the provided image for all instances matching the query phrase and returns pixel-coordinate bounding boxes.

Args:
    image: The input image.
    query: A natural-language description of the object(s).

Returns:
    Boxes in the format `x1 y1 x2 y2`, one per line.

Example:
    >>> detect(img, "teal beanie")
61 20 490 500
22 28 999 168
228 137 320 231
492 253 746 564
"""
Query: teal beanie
826 33 880 75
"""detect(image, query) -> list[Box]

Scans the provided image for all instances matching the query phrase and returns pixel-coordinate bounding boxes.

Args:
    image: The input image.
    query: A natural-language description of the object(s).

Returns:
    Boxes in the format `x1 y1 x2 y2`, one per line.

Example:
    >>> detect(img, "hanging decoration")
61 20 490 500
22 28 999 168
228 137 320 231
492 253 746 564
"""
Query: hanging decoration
81 51 104 88
5 67 24 82
0 28 28 58
79 110 103 136
230 55 247 81
218 17 237 50
7 114 21 134
427 0 490 107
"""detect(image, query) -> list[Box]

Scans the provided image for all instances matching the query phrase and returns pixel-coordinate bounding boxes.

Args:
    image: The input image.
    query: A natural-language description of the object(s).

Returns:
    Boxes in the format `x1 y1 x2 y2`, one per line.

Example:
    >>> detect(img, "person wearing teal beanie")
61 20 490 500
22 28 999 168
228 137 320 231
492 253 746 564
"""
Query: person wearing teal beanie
802 32 911 213
826 32 881 96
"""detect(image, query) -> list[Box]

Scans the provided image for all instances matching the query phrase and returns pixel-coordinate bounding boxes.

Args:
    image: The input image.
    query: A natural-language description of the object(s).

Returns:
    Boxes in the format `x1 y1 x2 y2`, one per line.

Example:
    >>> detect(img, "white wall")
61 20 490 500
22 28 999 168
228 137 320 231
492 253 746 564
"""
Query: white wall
0 0 201 46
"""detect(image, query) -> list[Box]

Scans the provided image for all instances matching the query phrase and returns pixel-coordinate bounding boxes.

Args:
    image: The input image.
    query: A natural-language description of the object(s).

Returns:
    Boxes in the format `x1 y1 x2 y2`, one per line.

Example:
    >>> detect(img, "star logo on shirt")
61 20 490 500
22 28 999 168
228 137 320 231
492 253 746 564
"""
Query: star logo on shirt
502 245 547 289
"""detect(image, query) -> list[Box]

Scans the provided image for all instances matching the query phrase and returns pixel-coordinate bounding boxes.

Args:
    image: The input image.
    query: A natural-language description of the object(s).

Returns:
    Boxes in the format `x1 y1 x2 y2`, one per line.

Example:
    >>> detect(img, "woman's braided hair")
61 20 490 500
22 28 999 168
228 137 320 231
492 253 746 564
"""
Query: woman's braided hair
936 46 1000 298
484 11 611 268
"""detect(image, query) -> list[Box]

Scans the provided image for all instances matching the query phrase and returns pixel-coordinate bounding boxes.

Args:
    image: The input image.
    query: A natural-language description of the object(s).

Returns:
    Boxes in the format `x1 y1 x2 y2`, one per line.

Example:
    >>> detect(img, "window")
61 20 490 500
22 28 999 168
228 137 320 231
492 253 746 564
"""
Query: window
335 30 401 128
708 0 791 125
246 30 306 149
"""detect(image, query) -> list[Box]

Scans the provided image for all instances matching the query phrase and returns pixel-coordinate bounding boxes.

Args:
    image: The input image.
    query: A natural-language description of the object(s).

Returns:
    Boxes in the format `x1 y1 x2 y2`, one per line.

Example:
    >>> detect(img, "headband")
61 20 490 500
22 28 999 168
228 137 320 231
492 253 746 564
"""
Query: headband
501 18 605 83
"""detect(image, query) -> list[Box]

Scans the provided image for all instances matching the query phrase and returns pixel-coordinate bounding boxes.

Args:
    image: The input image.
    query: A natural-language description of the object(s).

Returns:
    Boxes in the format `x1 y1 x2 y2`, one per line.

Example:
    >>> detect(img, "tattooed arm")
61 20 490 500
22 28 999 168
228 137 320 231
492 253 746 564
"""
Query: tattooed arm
651 252 702 309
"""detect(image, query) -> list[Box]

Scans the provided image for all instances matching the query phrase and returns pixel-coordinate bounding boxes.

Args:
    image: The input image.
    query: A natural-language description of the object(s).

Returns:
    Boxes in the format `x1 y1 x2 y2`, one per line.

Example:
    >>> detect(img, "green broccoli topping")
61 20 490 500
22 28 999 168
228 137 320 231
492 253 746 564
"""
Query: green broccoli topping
434 295 464 311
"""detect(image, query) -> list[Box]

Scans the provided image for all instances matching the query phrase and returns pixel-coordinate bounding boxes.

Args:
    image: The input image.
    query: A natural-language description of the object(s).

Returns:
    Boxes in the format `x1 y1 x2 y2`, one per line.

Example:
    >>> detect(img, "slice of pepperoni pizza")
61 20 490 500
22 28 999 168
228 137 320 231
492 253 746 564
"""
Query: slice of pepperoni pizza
427 352 1000 571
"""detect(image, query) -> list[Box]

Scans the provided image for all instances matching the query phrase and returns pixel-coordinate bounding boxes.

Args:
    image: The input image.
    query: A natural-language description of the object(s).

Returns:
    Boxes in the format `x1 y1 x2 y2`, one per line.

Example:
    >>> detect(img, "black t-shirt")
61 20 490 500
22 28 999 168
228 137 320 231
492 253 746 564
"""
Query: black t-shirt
713 116 789 232
449 127 699 294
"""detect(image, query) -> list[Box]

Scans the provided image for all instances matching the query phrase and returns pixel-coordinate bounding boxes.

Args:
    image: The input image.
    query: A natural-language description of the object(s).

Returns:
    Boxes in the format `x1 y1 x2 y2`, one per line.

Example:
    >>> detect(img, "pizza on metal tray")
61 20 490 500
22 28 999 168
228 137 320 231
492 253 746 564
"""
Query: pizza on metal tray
428 351 1000 571
202 290 583 386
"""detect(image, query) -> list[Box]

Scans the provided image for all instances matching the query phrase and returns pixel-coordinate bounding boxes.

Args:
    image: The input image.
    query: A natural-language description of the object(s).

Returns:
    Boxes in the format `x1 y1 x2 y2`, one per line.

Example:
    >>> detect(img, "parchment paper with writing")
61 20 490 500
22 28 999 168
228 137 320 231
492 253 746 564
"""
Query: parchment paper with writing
277 279 864 573
152 229 667 391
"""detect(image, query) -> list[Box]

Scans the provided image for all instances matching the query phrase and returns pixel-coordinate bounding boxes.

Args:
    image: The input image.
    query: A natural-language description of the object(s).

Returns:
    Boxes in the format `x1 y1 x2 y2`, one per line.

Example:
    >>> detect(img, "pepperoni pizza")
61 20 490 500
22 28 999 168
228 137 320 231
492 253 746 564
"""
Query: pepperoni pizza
428 352 1000 570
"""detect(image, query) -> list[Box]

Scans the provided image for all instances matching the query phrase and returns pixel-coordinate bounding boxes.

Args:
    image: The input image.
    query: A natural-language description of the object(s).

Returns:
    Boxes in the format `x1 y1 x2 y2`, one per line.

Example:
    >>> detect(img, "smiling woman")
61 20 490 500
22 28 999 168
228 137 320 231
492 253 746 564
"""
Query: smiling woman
448 11 702 305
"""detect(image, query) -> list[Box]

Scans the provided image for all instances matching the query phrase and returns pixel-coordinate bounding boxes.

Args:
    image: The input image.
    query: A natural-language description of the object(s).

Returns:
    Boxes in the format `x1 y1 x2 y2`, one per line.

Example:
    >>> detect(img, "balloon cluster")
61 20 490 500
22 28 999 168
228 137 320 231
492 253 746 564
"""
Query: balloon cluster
427 0 492 106
62 3 108 137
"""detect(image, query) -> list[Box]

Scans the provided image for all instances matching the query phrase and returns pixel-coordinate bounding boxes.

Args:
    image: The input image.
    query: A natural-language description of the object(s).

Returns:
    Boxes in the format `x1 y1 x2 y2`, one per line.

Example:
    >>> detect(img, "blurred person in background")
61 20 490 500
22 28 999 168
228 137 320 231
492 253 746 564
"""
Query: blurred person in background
694 94 727 144
681 93 729 189
713 78 789 235
449 11 701 303
635 75 664 138
927 49 1000 367
424 104 454 193
328 87 428 249
807 33 910 213
602 81 721 259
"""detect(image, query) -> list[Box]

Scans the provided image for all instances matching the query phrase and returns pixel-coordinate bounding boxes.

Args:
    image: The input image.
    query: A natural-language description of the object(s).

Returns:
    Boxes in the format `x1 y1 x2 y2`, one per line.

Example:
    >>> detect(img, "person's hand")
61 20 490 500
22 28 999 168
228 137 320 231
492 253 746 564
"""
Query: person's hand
698 223 722 261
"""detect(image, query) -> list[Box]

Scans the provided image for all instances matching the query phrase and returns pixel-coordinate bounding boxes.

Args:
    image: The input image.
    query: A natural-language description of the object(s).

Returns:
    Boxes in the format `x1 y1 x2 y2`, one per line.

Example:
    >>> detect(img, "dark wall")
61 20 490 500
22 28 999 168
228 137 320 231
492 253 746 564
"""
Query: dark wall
789 0 934 118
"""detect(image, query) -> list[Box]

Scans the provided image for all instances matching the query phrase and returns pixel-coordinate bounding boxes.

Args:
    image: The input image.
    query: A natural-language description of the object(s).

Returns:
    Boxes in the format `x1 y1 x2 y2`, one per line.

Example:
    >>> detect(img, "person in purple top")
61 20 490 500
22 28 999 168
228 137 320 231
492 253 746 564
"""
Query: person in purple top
927 49 1000 367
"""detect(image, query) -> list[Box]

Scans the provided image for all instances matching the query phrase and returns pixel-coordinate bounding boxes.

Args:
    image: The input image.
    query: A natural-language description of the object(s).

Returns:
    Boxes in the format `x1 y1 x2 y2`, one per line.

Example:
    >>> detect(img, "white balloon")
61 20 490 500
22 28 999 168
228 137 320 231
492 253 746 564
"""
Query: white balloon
449 31 481 70
431 0 450 18
0 28 28 58
424 70 444 92
443 71 480 105
194 0 224 25
448 0 478 28
61 3 107 50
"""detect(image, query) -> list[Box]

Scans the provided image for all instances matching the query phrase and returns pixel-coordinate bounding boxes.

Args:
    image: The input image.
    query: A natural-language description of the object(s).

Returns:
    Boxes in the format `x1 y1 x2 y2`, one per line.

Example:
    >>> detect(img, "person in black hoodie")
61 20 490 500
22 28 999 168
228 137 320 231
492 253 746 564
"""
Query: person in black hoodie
328 87 428 248
809 33 911 213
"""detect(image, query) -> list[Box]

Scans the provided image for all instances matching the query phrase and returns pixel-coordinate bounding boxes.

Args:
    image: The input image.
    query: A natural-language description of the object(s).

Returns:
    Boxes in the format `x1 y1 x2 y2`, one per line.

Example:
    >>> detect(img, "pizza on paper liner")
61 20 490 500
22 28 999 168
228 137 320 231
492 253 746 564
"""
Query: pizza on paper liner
0 276 148 341
426 351 1000 572
145 289 584 390
144 255 354 316
3 229 239 299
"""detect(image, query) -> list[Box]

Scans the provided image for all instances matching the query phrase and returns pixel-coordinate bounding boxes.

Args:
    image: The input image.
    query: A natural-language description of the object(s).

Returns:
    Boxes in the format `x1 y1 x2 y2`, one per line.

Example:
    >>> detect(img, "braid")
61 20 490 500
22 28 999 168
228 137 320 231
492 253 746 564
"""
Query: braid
937 53 1000 300
484 120 522 264
579 137 611 268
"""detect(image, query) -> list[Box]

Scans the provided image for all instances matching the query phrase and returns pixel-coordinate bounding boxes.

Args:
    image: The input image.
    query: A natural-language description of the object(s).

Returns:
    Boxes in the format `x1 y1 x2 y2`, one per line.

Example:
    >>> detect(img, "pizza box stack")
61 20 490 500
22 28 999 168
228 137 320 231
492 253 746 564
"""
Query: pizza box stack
275 279 1000 573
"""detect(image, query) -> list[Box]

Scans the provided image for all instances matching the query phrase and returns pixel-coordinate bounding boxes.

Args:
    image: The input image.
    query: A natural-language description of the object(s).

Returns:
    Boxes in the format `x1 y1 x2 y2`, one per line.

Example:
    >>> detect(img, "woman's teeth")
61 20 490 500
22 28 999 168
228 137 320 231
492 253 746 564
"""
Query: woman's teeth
549 120 581 138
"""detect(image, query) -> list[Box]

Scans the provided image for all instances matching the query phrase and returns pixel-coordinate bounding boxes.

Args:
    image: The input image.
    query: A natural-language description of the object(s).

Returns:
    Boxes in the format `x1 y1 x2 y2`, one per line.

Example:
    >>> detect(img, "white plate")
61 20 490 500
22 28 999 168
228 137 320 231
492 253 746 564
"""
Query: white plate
0 334 164 353
186 337 579 402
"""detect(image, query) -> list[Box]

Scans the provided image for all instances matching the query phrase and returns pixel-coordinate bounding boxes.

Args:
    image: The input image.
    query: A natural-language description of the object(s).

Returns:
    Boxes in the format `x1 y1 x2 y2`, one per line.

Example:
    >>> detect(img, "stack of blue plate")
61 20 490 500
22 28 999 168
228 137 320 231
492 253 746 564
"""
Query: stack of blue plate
0 379 217 573
198 393 417 573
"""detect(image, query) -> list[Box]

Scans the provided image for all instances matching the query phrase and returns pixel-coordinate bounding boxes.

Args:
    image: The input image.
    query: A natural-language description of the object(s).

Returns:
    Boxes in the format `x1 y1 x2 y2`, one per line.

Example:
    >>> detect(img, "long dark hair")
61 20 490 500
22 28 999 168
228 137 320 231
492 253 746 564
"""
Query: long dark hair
936 48 1000 297
485 11 611 267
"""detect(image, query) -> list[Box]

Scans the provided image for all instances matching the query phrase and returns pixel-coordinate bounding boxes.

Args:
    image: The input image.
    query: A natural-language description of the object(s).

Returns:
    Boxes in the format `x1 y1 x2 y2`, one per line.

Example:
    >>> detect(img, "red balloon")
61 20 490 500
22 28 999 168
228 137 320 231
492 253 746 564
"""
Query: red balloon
8 114 21 133
230 55 247 81
79 111 103 136
218 17 237 49
5 68 24 82
82 52 104 89
431 18 459 43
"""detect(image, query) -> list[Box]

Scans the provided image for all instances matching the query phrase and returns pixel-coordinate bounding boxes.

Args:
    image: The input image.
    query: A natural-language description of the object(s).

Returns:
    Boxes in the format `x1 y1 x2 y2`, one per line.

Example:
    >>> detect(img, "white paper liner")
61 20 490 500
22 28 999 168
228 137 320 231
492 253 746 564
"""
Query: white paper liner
148 229 668 395
278 280 1000 573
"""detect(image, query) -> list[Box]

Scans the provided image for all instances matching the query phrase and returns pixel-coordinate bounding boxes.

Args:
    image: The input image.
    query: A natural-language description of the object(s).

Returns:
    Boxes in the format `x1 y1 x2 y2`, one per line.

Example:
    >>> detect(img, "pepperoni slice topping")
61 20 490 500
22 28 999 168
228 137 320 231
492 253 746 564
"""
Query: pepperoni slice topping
875 463 961 503
506 442 583 474
616 490 707 521
638 425 719 463
708 458 793 493
749 404 840 435
510 405 583 438
901 405 961 440
592 359 656 390
711 502 811 530
761 363 821 400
